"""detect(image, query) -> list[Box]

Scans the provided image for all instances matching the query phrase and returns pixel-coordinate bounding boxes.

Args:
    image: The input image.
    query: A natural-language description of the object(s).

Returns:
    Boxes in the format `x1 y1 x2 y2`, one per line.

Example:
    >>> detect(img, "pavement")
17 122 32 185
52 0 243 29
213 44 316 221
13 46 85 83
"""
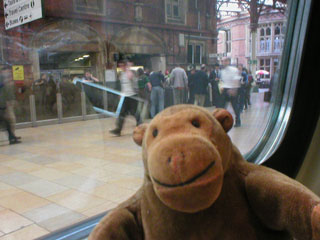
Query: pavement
0 92 270 239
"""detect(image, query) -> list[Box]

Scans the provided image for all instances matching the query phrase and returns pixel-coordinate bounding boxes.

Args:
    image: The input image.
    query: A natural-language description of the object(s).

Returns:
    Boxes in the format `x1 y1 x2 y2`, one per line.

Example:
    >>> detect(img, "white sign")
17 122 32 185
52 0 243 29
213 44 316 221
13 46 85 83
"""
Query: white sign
3 0 43 30
179 33 185 47
105 70 116 82
209 53 218 58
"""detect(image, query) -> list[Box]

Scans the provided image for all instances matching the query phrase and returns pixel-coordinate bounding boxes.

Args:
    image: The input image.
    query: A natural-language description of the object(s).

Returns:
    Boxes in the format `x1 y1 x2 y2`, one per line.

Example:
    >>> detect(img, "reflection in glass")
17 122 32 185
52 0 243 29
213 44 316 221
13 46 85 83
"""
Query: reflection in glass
0 1 289 238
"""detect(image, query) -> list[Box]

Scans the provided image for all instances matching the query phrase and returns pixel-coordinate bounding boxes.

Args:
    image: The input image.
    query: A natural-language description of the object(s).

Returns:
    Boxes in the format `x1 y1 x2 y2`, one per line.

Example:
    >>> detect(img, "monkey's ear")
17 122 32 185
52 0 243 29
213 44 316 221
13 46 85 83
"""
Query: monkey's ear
133 123 148 146
213 108 234 133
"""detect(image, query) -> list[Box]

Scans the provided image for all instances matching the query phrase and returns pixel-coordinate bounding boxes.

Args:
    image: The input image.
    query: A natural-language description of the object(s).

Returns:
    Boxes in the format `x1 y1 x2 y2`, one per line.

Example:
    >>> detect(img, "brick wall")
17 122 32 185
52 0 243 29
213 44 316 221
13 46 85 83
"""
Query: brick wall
1 0 217 80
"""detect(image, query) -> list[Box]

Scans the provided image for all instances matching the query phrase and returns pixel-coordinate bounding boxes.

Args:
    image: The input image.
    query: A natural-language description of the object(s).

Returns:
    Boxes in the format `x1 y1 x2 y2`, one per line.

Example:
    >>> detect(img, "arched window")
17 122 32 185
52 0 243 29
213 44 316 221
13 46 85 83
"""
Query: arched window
260 28 266 53
166 0 186 24
266 37 271 52
274 24 284 53
266 27 271 36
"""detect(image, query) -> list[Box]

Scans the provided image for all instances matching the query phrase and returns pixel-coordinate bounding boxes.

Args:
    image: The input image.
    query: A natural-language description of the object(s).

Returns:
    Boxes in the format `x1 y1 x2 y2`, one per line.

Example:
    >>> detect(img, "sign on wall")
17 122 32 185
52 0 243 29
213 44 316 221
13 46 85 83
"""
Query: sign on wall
3 0 43 30
179 34 185 47
105 70 116 82
12 65 24 81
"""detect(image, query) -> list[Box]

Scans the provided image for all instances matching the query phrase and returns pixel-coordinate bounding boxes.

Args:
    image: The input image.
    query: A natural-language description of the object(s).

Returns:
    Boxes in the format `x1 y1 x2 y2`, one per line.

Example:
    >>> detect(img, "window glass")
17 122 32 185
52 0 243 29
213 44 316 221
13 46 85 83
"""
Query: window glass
173 4 179 17
0 0 291 238
266 27 271 36
187 44 194 63
167 3 172 16
226 30 232 53
166 0 185 24
195 44 202 64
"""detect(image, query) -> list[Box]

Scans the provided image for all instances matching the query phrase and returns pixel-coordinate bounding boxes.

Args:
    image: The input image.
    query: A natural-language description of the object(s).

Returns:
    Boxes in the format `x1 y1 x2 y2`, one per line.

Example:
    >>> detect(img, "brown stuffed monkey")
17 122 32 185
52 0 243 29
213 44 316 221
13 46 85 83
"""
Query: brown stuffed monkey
89 105 320 240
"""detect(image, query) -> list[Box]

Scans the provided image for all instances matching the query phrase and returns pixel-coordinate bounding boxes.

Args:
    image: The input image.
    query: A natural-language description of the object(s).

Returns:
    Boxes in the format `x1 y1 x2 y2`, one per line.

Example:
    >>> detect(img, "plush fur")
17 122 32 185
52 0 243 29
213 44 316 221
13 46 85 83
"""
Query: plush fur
89 105 320 240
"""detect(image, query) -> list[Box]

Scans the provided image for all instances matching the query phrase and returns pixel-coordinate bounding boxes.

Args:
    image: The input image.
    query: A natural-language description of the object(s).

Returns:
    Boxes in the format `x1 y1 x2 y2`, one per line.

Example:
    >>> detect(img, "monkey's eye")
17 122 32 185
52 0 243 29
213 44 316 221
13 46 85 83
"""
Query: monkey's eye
191 119 200 128
152 129 158 137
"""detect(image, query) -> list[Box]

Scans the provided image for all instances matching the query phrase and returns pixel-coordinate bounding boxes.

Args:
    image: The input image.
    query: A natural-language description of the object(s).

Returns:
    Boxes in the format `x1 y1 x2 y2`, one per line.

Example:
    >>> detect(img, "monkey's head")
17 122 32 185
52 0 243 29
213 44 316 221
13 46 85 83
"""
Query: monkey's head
133 105 234 213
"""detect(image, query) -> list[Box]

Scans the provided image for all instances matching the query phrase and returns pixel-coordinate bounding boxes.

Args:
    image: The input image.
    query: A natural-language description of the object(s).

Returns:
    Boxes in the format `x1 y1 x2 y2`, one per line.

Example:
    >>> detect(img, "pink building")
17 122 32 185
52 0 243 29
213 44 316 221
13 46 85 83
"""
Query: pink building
217 11 286 80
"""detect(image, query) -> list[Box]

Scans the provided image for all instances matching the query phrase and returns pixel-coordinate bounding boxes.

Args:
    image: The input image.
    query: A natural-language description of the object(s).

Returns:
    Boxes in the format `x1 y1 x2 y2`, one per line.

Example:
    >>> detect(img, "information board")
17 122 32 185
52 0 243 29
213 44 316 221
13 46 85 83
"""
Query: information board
3 0 43 30
12 65 24 81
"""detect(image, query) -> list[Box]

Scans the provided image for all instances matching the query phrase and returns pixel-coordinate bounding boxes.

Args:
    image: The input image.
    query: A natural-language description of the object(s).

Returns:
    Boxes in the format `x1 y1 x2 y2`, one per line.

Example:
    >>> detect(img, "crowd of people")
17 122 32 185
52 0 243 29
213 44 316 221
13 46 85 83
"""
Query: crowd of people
1 59 255 140
109 57 255 136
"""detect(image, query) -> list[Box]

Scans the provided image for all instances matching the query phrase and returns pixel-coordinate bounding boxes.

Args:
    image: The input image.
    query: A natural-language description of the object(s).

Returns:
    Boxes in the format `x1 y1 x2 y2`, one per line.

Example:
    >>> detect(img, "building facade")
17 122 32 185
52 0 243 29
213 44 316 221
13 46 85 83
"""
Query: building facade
217 11 286 80
0 0 218 86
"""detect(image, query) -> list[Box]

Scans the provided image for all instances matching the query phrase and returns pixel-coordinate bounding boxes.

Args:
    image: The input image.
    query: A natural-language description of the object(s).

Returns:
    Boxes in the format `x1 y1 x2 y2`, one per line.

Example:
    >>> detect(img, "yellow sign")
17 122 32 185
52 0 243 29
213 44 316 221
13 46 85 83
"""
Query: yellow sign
12 65 24 81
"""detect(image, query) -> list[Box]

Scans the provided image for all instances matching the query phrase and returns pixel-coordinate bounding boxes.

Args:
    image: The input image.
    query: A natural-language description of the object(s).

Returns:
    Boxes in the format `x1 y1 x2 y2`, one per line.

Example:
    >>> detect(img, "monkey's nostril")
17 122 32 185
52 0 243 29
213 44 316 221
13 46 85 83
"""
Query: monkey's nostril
168 157 172 164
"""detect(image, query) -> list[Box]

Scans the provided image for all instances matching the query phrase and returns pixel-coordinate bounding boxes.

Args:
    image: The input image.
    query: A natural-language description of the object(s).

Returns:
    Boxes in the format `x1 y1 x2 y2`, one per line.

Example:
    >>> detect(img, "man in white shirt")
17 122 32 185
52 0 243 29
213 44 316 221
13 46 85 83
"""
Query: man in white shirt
220 57 242 127
169 65 188 105
109 61 141 136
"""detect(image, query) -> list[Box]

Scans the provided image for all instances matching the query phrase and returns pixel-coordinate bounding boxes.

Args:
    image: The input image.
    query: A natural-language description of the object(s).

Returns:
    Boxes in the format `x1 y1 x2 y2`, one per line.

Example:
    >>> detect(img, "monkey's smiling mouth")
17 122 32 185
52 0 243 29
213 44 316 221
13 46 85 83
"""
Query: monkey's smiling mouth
152 161 215 188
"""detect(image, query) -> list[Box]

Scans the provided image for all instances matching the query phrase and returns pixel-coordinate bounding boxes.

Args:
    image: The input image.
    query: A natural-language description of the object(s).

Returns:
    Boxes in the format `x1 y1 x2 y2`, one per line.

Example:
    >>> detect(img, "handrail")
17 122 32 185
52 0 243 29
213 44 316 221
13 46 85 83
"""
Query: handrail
74 79 146 118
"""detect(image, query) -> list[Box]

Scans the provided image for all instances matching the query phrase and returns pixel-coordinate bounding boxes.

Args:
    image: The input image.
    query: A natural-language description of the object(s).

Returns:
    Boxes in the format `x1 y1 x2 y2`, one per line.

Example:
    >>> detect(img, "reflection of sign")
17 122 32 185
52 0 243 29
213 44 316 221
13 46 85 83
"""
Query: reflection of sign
3 0 43 30
105 70 116 82
215 53 227 58
74 0 105 15
248 59 258 64
209 53 218 58
179 34 185 47
12 65 24 81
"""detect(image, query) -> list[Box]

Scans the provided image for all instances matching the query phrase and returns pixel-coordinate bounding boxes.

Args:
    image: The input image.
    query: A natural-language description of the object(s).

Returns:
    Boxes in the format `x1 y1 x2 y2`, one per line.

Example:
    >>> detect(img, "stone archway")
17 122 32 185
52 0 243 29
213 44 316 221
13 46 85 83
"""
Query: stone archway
30 20 106 81
111 27 167 72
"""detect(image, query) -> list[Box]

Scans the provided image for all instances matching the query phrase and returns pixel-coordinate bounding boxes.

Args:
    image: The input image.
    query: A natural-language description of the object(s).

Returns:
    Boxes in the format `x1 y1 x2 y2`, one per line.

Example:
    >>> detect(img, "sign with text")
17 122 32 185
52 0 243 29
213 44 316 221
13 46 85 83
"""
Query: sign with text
12 65 24 81
3 0 43 30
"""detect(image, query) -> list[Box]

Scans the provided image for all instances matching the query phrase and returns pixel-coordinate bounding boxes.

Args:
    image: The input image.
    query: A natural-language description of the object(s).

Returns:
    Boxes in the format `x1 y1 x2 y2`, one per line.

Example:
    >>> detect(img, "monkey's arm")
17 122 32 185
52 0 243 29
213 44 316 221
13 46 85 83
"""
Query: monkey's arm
89 191 143 240
245 166 320 240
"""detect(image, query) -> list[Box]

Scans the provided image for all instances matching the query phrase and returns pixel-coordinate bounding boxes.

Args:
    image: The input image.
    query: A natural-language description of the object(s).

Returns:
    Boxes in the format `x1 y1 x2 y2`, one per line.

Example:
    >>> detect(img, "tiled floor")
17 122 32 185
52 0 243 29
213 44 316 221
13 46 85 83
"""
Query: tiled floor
0 93 270 239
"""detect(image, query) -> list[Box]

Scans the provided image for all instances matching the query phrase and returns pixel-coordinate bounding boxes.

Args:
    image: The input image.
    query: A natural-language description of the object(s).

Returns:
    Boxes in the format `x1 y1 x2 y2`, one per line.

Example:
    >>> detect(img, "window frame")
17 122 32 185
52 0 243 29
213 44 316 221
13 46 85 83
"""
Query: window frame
258 57 271 79
187 42 203 65
38 0 320 239
246 0 315 170
273 23 285 53
259 24 272 54
165 0 186 25
226 29 231 53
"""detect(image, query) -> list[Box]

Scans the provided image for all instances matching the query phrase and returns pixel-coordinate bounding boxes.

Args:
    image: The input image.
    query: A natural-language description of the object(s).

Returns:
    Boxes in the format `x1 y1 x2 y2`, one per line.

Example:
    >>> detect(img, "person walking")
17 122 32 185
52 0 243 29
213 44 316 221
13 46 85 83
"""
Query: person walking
149 70 165 118
220 57 242 127
0 70 20 144
137 68 151 121
209 63 222 107
169 65 188 105
238 64 248 112
109 61 141 136
187 67 196 104
193 64 209 107
246 70 254 107
2 66 20 140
